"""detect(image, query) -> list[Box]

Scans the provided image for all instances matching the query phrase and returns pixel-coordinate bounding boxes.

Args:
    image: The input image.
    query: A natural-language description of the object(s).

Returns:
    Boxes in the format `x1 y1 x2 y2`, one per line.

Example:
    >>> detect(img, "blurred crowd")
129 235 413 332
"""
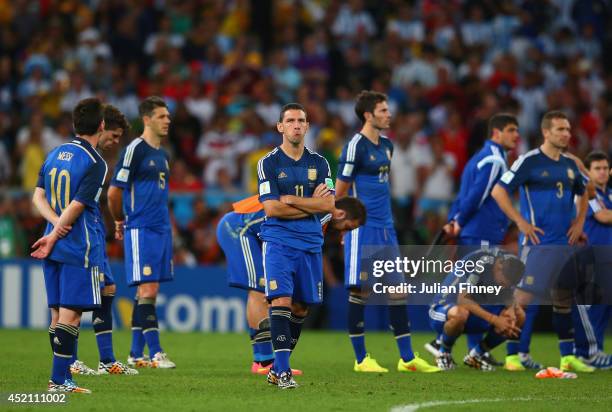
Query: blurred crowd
1 0 611 270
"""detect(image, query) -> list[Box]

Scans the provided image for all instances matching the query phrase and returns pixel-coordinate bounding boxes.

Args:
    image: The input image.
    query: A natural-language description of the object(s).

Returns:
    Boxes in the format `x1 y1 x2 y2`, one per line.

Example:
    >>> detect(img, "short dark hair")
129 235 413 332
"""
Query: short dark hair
72 97 104 136
103 104 130 136
499 254 525 286
139 96 168 118
584 150 610 170
335 196 367 226
541 110 569 130
488 113 518 138
278 103 306 122
355 90 387 124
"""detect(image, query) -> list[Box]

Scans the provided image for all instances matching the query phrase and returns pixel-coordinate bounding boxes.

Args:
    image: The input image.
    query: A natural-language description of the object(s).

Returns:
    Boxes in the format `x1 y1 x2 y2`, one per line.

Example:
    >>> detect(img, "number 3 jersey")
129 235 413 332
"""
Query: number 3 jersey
36 137 108 268
337 133 394 228
110 137 170 230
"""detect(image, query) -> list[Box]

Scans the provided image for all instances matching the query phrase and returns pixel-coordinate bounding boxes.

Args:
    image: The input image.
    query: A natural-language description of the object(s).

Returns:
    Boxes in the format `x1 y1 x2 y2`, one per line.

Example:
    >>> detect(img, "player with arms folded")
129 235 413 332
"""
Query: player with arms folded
257 103 335 389
217 192 366 375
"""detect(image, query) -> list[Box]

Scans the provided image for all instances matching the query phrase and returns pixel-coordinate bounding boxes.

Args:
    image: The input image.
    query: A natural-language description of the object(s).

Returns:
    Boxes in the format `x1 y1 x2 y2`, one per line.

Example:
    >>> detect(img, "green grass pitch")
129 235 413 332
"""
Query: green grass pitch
1 330 611 411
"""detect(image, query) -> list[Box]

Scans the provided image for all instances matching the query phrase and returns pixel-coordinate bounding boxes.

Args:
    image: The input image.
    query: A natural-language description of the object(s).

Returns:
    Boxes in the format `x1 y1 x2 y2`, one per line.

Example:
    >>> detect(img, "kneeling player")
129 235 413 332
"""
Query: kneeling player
429 249 525 371
217 191 366 374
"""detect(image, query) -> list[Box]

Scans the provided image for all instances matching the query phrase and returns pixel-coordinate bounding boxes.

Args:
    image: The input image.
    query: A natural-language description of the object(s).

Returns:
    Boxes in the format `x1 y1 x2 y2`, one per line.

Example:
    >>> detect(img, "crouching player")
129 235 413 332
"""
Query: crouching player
429 248 526 370
217 190 366 374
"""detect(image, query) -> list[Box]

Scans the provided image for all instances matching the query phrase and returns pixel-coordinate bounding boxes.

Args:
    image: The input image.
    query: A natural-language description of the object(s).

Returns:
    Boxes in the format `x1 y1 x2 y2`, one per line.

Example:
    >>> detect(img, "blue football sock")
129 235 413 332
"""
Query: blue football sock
249 327 259 361
139 298 163 356
348 295 367 363
52 323 78 385
93 294 115 364
389 304 414 362
518 305 538 353
253 323 274 363
269 306 292 373
553 308 575 357
473 330 506 355
467 333 483 350
440 332 457 353
130 298 145 358
289 314 306 352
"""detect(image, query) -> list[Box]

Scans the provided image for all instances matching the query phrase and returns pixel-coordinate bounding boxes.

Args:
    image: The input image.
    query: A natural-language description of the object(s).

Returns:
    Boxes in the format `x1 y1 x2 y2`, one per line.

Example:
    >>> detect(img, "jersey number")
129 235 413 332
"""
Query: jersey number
48 168 71 212
556 181 563 199
159 172 166 189
294 185 304 197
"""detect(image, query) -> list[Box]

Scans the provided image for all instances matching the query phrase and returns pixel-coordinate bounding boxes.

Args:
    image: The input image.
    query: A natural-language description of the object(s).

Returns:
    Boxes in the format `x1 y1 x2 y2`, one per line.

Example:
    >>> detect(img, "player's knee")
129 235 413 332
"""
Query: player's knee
49 308 59 327
291 303 308 318
271 296 292 308
58 307 82 326
138 282 159 298
102 284 116 296
513 289 532 307
349 289 369 299
447 305 469 324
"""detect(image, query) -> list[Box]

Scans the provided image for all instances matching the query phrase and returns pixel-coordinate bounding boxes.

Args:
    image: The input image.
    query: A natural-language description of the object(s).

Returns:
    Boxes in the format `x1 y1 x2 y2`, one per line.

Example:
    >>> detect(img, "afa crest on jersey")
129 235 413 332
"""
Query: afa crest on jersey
308 168 317 181
567 168 575 180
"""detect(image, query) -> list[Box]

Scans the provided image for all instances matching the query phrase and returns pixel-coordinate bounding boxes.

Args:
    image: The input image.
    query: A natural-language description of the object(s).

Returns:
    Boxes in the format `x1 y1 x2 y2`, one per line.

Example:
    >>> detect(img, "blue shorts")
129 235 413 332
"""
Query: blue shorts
217 214 265 292
125 227 173 286
429 303 504 335
43 260 102 310
344 226 400 289
518 245 576 297
262 241 323 304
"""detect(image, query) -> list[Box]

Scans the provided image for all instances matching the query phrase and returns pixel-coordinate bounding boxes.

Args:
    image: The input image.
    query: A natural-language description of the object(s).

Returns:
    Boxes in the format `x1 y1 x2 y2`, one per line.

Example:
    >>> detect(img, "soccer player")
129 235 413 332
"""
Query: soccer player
31 97 108 393
491 110 595 373
336 90 439 373
108 96 175 369
429 248 526 371
431 114 541 369
573 150 612 368
257 103 335 389
33 105 138 376
217 193 366 374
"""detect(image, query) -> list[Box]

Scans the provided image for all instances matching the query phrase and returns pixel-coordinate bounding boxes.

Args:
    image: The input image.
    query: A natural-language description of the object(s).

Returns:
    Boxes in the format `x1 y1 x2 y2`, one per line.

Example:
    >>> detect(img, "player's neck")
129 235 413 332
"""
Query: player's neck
280 141 304 161
77 134 100 149
360 124 380 144
539 142 561 161
142 129 162 149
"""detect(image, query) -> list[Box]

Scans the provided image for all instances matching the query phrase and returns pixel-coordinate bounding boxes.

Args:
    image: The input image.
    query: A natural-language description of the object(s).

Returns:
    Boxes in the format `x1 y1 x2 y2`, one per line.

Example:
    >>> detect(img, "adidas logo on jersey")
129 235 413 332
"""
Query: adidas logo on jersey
541 170 549 177
278 171 287 179
149 160 156 167
92 317 104 325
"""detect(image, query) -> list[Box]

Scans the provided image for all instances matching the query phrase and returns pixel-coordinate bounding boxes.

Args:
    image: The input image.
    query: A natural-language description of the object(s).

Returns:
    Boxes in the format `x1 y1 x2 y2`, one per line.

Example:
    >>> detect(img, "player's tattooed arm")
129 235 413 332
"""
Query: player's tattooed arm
31 200 86 259
31 187 71 237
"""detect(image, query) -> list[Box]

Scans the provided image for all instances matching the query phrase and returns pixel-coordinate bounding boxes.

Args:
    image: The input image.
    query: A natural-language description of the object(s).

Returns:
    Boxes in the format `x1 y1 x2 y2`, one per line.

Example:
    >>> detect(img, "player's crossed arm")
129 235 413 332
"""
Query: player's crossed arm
457 293 521 338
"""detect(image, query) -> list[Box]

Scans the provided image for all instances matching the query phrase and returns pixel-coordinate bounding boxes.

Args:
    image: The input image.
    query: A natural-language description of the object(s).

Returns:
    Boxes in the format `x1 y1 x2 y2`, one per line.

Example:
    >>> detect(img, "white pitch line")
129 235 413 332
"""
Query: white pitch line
390 397 534 412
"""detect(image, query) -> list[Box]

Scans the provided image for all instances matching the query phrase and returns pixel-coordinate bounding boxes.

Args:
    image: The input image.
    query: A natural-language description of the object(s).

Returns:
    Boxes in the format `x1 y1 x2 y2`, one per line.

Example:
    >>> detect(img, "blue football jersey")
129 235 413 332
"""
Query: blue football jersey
585 186 612 245
337 133 394 228
37 138 107 268
257 146 332 252
499 149 585 245
110 137 170 229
